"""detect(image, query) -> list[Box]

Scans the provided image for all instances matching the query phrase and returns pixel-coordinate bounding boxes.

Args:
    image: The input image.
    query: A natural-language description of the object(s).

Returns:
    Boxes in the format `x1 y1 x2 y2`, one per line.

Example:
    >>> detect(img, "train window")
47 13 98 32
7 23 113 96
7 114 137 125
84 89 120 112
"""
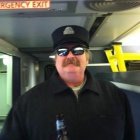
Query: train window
0 53 12 120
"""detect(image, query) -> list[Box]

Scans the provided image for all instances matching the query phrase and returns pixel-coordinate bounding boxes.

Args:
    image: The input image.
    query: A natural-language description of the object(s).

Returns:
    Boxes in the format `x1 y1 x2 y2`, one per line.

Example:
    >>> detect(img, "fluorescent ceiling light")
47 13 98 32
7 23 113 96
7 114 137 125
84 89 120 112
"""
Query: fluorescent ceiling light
116 22 140 52
119 27 140 46
49 55 55 59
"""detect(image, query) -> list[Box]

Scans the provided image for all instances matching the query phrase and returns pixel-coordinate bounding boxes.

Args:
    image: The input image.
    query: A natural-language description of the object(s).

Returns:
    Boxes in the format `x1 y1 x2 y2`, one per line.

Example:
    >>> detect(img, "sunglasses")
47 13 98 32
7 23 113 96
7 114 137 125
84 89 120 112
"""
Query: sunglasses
56 45 87 56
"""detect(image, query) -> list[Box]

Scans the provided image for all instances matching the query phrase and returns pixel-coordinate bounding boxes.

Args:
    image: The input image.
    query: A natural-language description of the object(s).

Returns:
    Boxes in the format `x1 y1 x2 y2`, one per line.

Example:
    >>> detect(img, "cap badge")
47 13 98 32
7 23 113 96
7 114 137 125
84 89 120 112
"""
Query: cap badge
63 27 75 35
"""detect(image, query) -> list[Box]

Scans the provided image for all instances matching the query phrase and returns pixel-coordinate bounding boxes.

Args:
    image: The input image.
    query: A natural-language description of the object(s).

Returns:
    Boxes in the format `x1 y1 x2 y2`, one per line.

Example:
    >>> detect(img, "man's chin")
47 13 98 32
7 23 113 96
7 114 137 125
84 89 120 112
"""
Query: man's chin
65 74 79 82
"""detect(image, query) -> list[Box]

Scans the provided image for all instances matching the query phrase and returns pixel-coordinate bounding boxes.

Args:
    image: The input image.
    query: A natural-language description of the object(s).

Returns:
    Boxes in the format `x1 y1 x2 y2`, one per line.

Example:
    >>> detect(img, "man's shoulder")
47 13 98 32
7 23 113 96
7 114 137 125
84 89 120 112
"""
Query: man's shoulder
16 81 50 103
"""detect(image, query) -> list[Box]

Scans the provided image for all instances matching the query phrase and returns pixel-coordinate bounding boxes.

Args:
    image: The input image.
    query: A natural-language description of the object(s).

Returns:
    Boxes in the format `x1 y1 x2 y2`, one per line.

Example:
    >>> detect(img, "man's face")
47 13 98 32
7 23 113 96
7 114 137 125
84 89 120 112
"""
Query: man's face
55 43 89 84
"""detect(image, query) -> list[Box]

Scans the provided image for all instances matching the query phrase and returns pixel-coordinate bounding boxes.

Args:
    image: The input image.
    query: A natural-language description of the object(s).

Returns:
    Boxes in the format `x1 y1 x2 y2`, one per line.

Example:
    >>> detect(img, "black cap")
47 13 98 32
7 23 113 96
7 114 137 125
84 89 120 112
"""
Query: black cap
52 25 89 50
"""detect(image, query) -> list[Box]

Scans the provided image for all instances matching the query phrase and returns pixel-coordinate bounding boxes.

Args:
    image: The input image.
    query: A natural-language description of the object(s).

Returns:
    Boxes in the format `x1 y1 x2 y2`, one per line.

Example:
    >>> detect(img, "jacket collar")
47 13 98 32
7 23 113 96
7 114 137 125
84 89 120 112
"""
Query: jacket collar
49 69 103 95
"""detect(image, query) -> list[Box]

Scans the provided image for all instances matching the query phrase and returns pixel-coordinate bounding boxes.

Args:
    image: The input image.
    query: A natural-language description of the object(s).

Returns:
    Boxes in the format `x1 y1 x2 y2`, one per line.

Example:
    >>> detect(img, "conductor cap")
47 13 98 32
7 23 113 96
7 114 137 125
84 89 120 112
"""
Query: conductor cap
52 25 89 50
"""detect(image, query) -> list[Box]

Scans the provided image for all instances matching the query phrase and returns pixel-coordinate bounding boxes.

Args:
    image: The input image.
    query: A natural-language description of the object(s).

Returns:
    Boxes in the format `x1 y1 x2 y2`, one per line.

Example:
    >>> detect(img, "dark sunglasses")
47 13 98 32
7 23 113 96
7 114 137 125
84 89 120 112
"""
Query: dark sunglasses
56 45 87 56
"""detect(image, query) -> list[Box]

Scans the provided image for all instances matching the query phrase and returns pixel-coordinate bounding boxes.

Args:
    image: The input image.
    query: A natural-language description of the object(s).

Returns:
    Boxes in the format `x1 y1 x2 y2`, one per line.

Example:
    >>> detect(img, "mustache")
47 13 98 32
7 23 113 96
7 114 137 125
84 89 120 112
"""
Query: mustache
62 57 80 67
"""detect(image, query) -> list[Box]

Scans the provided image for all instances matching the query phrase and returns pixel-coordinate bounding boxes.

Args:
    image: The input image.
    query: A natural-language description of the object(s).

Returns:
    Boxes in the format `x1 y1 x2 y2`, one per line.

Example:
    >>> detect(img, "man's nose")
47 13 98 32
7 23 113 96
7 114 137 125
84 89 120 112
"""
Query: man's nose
67 51 74 57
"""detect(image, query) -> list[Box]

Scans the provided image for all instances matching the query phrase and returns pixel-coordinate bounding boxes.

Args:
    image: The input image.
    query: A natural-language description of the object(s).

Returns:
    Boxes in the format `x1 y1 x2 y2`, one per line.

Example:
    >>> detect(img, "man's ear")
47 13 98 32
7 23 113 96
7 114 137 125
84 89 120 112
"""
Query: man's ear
86 60 89 65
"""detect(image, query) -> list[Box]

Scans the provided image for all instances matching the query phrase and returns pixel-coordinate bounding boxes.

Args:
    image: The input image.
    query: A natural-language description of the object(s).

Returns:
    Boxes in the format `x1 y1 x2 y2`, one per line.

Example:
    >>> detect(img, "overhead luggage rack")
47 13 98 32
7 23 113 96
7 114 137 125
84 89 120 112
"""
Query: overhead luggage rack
105 42 140 72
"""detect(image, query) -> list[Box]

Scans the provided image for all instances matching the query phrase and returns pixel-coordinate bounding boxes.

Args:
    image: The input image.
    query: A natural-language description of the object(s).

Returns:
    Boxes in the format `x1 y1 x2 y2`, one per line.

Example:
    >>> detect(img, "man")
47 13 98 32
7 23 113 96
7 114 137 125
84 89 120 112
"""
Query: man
0 25 135 140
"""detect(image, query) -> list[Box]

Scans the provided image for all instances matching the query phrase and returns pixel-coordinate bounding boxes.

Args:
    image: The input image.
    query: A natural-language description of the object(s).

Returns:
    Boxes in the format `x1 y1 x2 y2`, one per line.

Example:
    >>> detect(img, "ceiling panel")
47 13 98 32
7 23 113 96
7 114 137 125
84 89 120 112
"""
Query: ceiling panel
0 0 140 61
89 7 140 47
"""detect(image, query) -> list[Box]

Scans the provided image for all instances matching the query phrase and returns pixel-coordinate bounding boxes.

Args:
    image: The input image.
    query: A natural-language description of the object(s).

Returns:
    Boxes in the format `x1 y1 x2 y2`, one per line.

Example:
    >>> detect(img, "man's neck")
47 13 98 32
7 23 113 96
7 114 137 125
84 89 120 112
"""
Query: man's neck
65 76 86 88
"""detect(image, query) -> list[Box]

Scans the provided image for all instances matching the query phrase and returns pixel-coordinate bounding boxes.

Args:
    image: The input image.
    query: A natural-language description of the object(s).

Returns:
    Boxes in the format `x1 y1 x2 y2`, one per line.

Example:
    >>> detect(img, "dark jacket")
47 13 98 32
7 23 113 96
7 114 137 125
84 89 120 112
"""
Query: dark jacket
0 70 135 140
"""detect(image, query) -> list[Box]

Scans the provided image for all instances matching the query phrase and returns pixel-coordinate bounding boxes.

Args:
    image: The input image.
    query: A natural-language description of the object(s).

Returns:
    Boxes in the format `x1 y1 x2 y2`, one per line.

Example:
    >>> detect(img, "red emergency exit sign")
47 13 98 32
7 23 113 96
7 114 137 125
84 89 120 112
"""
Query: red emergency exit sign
0 0 50 10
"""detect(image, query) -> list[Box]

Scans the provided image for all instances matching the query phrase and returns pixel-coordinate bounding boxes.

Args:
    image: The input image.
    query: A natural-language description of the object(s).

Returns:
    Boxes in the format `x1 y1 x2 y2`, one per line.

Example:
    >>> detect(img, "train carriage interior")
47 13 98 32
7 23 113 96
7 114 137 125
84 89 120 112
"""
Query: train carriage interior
0 0 140 139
